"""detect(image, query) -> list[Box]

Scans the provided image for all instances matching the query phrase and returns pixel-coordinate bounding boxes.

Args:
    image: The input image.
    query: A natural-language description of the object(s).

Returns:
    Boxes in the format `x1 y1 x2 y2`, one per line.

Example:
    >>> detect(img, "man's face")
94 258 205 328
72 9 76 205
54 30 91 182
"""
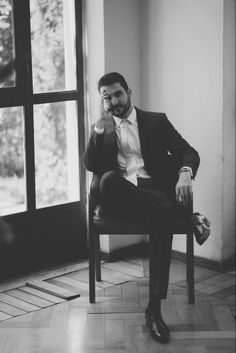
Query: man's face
100 82 132 118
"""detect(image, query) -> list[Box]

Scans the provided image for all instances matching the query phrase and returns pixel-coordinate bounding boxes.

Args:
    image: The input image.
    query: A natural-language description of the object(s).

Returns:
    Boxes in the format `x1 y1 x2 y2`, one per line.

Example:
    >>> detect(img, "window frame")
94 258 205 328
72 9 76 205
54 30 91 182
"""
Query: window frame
0 0 85 215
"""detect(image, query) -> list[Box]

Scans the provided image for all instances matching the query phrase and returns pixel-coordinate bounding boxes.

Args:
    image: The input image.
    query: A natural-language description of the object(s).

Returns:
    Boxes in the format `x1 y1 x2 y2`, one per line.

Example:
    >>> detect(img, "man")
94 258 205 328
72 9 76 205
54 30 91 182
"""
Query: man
83 72 209 343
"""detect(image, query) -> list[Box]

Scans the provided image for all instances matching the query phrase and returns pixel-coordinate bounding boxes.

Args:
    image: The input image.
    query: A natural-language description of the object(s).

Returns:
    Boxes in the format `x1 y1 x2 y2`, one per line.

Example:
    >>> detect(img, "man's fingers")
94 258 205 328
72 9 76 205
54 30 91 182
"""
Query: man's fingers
179 189 186 207
176 190 185 206
100 92 108 100
98 98 112 120
175 188 180 204
176 171 193 207
189 187 193 203
183 188 188 207
176 185 193 207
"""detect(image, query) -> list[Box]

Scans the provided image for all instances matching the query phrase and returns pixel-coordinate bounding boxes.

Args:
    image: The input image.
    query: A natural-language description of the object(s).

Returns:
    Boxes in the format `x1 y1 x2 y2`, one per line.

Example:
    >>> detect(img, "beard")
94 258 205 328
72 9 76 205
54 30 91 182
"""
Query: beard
110 97 131 118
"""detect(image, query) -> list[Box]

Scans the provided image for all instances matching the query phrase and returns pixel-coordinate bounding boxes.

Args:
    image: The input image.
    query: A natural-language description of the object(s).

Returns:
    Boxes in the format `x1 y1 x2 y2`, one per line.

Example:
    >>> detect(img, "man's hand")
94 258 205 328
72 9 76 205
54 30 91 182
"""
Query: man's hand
175 171 193 207
95 94 113 130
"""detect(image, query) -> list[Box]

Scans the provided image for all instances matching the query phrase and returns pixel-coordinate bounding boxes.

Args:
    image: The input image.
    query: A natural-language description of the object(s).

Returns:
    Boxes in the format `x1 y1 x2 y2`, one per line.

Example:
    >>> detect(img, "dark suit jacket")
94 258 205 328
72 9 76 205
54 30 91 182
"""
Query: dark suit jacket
83 107 200 188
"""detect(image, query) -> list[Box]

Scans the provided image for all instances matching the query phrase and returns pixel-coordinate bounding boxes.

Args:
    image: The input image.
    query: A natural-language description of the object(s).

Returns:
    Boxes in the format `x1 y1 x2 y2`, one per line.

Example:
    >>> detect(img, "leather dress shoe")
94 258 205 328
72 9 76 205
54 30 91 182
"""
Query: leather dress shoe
191 213 211 245
145 309 170 343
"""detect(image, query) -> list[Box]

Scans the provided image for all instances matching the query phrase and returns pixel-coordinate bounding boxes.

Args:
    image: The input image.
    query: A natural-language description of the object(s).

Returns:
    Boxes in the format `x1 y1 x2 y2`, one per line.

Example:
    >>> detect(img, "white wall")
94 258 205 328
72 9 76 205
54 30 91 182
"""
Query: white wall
222 0 235 262
104 0 142 106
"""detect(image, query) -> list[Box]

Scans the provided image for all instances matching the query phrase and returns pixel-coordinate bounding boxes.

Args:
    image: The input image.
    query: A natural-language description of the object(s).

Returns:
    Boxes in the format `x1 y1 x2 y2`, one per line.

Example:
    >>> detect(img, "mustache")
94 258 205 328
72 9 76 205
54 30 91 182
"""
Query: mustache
110 104 123 111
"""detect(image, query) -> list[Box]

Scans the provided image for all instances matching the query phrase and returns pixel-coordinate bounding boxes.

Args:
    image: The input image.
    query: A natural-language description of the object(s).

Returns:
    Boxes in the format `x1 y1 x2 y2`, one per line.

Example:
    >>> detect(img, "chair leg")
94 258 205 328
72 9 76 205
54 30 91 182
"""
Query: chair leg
95 234 101 282
186 231 195 304
88 224 96 303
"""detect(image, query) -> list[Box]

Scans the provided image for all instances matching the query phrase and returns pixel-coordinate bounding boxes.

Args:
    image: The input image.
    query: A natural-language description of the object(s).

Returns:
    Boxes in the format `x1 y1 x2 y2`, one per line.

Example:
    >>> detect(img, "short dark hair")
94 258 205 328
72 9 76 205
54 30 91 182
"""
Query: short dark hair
98 72 129 92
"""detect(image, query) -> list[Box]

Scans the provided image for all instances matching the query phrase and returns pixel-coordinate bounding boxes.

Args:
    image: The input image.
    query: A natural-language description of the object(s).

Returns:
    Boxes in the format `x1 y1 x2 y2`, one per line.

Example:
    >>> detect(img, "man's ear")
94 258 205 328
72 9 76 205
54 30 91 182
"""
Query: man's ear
127 88 132 98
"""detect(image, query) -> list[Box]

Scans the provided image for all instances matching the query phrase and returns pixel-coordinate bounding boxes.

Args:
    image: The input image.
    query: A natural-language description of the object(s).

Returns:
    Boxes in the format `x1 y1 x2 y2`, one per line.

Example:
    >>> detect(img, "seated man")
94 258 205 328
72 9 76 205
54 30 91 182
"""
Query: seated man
83 72 210 344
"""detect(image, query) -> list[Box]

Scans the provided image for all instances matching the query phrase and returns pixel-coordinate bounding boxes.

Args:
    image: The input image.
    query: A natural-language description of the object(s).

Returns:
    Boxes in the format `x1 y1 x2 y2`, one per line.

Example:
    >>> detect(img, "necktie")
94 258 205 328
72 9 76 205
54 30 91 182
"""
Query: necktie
119 119 130 159
119 119 137 179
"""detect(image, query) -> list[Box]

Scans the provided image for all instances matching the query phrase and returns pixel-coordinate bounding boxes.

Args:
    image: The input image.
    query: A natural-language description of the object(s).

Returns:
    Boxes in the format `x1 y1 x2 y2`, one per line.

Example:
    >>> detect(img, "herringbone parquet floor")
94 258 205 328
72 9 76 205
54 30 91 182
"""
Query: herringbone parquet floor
0 256 235 353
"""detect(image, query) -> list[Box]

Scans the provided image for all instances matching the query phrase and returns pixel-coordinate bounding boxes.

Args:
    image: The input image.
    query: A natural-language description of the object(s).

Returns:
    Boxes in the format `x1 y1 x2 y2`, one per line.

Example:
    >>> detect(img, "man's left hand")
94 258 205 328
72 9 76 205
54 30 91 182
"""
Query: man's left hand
175 171 193 207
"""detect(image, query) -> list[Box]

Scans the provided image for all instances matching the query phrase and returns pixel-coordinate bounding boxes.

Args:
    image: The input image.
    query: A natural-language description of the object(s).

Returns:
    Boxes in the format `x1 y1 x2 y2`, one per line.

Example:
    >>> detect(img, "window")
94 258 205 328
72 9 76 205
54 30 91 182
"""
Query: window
30 0 77 93
0 0 16 88
34 101 80 208
0 0 84 216
0 106 26 214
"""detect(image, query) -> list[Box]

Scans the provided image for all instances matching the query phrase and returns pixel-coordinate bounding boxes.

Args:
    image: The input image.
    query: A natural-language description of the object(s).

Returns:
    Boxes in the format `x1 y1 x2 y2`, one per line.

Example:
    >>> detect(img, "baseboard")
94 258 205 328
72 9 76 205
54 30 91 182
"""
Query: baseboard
100 242 235 272
100 242 149 262
172 250 235 272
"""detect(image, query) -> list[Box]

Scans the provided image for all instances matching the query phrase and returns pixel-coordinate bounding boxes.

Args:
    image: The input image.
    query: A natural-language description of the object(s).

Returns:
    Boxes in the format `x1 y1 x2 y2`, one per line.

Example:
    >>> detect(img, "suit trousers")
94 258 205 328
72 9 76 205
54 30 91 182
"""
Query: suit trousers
99 171 187 299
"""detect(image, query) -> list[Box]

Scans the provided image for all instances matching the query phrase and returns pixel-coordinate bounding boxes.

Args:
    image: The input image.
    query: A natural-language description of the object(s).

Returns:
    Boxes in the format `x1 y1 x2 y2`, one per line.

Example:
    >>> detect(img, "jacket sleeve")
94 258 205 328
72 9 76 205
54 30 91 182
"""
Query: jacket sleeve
82 124 104 173
162 115 200 179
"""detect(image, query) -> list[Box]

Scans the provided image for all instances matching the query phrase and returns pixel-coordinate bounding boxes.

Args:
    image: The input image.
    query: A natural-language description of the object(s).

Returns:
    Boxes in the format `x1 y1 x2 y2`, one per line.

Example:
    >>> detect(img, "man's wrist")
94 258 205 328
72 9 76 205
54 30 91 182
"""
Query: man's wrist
178 167 193 178
94 125 104 135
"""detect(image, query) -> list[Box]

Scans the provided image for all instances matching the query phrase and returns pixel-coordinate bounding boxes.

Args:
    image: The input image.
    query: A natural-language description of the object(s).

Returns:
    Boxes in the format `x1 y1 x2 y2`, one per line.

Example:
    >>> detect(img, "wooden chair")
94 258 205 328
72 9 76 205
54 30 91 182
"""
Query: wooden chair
87 174 195 305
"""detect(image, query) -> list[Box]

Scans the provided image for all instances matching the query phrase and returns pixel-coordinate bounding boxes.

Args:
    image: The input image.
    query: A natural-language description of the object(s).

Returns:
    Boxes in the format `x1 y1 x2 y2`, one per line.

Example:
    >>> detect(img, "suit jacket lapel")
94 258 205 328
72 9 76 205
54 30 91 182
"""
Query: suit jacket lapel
103 118 117 168
136 107 149 164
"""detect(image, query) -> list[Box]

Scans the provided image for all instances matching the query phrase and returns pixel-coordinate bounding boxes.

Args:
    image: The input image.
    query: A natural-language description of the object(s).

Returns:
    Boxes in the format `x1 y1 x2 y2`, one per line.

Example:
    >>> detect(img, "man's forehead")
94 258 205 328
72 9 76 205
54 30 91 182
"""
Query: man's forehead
100 82 124 95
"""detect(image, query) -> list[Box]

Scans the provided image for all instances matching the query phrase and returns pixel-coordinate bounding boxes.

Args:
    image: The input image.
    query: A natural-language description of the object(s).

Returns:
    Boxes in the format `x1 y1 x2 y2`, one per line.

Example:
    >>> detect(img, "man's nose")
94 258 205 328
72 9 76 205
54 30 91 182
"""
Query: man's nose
111 97 118 105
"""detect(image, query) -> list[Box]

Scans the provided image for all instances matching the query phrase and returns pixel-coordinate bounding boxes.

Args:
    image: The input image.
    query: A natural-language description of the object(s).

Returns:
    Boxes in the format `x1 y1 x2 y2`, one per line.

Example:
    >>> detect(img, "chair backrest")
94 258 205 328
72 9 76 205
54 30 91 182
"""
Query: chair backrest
89 174 102 211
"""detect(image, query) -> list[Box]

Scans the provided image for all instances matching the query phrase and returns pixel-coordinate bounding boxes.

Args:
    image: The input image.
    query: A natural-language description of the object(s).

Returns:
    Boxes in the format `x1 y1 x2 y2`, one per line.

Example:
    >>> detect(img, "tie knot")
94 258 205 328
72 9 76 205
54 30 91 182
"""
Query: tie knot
120 119 129 128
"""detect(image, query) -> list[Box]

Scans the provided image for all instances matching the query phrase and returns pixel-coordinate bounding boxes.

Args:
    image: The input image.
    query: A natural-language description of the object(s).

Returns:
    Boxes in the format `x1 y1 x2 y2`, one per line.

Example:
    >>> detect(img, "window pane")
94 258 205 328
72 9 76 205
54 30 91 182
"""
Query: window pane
0 0 16 88
34 101 80 208
0 107 26 215
30 0 76 93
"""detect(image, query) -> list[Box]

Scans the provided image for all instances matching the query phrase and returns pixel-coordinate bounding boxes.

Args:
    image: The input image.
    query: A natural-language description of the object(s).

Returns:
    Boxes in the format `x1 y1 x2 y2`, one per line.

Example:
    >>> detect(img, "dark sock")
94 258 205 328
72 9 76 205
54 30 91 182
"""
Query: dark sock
147 295 161 314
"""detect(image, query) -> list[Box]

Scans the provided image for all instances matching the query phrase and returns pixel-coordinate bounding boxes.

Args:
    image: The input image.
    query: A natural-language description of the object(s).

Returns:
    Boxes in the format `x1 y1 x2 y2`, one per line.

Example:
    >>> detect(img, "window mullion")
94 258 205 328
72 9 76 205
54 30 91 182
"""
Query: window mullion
21 0 36 211
13 0 27 102
75 0 86 224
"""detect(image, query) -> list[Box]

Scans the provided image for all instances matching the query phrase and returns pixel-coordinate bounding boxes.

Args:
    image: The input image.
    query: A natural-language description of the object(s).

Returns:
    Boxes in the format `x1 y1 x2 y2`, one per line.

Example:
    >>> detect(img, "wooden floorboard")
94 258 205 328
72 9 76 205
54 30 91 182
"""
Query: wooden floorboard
0 292 40 313
0 256 234 352
26 279 81 299
0 301 26 317
19 286 65 304
6 289 54 308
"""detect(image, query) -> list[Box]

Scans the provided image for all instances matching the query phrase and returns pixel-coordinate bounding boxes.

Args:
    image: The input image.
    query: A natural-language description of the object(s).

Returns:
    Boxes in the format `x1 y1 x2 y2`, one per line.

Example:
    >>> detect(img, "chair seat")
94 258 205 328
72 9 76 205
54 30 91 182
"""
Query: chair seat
93 205 190 234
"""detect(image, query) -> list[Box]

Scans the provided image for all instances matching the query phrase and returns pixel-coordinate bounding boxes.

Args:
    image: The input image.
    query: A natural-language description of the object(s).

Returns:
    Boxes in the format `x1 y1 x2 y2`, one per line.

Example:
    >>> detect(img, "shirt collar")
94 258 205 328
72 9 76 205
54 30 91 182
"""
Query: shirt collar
113 106 136 127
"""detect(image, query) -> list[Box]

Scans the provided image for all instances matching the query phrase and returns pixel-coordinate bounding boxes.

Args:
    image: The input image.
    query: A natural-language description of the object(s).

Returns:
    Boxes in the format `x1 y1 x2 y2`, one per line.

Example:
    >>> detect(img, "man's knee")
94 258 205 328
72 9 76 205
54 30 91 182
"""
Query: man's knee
147 205 175 234
99 171 118 194
148 203 174 219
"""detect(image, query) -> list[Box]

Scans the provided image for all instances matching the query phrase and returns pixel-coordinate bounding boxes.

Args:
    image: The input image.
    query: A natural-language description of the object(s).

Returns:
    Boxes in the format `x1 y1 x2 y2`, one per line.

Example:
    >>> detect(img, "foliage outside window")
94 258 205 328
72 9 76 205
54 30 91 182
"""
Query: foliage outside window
0 0 15 88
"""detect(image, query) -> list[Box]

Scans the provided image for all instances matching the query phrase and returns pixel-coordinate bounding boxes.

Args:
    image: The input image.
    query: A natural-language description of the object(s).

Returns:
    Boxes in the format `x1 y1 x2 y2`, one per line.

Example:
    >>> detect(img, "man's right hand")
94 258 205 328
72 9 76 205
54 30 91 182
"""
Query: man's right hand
95 95 113 130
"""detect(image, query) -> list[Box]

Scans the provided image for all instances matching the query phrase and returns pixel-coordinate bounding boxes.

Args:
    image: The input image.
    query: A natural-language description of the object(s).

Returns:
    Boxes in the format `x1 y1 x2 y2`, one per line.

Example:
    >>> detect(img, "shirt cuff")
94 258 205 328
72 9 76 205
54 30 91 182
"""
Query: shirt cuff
178 166 193 178
94 126 104 135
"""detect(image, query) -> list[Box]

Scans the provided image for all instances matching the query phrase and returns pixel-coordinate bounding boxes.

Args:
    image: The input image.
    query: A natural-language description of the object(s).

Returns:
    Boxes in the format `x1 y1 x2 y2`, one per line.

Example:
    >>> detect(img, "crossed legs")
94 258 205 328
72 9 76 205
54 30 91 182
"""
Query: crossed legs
99 171 177 300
